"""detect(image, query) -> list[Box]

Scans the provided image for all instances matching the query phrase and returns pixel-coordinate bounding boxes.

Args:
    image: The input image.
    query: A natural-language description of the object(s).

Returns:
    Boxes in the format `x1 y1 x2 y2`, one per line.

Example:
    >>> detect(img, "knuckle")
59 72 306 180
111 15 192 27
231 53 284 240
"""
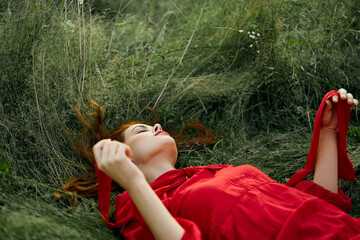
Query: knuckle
94 139 109 148
338 88 347 96
93 142 101 150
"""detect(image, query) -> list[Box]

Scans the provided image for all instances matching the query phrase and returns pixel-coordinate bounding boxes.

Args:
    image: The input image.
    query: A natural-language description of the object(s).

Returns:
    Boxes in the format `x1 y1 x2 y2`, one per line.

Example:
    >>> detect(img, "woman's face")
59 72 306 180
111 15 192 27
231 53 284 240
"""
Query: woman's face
123 123 178 167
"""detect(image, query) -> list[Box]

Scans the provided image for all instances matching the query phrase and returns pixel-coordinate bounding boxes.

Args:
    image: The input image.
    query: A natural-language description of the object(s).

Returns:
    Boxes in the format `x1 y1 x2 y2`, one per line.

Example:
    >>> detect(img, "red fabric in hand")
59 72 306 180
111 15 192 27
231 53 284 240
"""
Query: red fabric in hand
286 90 355 187
95 161 122 228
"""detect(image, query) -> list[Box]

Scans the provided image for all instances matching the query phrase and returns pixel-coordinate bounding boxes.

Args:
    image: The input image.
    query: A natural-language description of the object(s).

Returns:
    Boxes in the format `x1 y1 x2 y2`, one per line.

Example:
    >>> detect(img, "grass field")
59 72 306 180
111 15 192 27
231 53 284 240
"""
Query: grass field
1 0 360 239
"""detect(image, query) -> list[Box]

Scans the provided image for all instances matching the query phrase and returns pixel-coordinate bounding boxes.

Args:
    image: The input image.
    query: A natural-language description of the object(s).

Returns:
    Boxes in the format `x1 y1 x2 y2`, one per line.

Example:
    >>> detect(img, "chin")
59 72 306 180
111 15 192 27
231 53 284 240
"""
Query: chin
135 137 178 165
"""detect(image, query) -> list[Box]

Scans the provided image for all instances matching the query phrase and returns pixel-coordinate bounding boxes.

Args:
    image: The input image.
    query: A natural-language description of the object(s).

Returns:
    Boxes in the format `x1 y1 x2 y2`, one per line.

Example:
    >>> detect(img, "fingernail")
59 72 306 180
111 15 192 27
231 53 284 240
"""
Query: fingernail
333 96 338 101
349 99 353 103
341 94 346 98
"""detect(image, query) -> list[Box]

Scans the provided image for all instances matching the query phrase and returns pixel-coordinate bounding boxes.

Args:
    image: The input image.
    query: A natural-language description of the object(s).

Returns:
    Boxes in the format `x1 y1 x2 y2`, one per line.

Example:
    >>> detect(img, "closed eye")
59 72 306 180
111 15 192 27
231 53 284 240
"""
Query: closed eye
131 124 151 135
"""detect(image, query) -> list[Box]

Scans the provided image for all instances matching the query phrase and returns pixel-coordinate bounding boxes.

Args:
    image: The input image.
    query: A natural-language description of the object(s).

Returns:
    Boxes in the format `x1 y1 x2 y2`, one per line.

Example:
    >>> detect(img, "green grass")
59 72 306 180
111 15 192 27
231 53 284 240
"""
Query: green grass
0 0 360 239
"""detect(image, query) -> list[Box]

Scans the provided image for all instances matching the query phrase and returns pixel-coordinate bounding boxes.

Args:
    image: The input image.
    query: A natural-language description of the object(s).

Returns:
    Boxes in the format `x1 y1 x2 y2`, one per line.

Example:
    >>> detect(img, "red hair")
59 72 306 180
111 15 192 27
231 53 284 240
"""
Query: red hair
56 99 221 210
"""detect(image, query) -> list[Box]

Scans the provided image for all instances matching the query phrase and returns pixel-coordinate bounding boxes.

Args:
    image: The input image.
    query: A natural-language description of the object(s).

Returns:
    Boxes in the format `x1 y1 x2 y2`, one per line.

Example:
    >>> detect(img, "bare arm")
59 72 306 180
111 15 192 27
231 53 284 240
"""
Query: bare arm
313 89 358 193
313 128 338 193
125 178 184 240
93 139 184 240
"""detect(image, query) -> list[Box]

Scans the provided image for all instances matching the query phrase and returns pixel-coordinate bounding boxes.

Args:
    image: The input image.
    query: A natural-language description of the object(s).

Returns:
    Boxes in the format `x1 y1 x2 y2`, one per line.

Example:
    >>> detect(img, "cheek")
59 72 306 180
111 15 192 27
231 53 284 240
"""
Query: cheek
126 135 156 158
127 135 177 162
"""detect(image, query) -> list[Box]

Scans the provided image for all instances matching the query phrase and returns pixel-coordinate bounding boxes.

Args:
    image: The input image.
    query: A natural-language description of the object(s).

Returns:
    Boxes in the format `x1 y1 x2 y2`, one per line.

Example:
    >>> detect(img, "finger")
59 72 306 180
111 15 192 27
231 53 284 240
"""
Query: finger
347 93 353 104
338 88 347 100
93 139 109 162
325 99 333 111
101 141 110 161
331 95 338 103
351 99 358 110
108 141 119 161
116 144 132 158
114 144 132 165
113 141 121 155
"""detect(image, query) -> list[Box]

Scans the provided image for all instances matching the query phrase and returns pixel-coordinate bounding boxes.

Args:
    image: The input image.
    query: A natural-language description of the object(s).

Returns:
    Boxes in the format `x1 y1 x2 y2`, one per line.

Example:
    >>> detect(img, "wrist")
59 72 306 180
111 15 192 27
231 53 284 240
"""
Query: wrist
113 171 146 192
126 176 148 194
320 127 338 135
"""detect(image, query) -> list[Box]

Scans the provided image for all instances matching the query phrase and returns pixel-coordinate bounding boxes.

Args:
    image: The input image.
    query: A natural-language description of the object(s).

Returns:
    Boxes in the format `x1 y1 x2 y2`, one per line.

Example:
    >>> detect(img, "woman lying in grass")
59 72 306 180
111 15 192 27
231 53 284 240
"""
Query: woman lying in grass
61 88 360 239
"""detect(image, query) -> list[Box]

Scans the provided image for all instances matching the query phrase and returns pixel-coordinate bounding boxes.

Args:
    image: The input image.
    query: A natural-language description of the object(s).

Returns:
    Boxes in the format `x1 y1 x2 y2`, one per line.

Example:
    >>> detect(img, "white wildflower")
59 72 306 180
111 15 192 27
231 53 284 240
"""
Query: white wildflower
79 0 84 4
247 31 250 35
239 29 244 33
250 44 253 48
252 31 255 35
67 20 75 28
257 33 260 37
61 20 76 33
249 35 256 39
257 50 260 53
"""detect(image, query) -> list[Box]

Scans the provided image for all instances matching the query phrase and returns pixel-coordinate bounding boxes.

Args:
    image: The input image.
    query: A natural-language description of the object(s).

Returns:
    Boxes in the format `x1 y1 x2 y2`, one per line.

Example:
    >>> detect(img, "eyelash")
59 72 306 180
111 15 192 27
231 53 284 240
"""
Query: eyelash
138 129 148 134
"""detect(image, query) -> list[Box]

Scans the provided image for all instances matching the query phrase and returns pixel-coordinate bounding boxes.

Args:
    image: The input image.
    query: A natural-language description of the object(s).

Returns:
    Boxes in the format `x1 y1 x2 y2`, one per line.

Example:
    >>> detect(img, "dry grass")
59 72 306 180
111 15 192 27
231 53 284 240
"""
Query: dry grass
0 0 360 239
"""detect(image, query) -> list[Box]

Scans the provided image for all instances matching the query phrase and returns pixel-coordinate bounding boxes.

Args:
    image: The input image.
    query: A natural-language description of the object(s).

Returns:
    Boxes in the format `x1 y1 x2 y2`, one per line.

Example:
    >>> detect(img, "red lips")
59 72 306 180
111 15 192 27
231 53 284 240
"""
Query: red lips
154 131 169 136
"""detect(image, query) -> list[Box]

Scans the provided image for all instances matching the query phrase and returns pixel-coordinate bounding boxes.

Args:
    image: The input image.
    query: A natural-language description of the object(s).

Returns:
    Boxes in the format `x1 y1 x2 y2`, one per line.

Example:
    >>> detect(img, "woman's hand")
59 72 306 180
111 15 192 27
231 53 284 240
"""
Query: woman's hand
321 88 358 131
93 139 146 190
94 139 185 240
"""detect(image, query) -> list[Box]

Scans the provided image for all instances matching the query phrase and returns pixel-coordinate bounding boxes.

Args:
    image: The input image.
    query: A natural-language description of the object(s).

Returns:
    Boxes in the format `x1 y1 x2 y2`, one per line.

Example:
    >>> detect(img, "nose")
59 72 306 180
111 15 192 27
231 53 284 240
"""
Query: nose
153 123 163 133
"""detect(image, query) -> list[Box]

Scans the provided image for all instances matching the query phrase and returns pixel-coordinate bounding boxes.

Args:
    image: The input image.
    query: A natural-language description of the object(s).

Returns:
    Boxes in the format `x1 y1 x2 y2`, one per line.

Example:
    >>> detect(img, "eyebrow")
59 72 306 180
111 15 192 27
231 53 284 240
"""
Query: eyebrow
131 124 149 134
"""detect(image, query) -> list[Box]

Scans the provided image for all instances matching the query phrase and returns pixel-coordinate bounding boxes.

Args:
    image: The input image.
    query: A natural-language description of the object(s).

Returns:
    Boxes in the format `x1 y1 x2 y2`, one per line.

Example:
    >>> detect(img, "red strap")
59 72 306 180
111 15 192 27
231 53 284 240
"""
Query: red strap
286 90 355 187
95 162 122 228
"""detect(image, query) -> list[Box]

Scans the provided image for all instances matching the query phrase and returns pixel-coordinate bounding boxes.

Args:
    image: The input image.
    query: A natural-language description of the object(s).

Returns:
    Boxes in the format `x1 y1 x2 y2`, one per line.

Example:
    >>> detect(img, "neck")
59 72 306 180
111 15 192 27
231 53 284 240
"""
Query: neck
139 160 176 183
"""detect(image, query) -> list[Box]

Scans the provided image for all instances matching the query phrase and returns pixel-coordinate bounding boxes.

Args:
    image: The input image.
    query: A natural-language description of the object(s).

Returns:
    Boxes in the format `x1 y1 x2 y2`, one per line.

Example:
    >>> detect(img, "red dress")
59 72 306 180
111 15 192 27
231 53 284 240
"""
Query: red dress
112 164 360 239
95 91 360 239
